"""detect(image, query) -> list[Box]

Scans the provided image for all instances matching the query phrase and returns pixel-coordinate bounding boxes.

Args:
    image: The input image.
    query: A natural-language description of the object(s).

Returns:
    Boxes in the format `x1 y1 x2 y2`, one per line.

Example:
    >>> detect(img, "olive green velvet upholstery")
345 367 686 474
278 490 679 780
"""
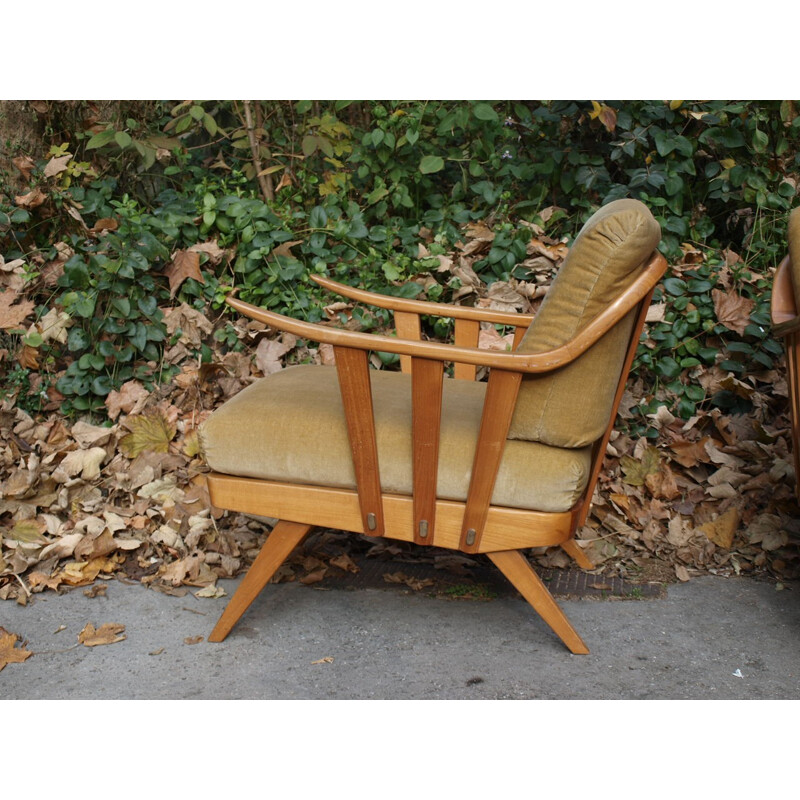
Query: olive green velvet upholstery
509 199 661 447
199 366 592 513
788 206 800 312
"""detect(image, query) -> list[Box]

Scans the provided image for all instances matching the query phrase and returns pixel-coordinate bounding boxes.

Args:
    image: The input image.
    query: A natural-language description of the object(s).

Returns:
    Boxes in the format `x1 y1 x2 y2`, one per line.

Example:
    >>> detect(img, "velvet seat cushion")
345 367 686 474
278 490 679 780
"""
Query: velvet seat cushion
199 365 592 513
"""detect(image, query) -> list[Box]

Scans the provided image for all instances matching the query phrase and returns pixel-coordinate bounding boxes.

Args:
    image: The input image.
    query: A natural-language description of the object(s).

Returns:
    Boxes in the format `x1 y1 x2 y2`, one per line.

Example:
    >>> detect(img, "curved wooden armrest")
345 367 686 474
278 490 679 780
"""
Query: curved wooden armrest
227 249 666 374
311 273 535 328
773 317 800 338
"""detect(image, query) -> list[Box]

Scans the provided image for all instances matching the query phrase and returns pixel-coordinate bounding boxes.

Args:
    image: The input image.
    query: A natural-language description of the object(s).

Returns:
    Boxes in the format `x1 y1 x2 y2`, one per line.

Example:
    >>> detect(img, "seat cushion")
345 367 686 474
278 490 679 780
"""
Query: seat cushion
510 198 661 447
199 365 592 513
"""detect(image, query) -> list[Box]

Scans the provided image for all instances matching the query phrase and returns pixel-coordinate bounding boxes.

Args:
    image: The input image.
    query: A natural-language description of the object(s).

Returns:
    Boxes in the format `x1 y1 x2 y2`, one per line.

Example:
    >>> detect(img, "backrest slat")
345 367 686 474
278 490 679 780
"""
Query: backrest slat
411 357 444 544
333 346 385 536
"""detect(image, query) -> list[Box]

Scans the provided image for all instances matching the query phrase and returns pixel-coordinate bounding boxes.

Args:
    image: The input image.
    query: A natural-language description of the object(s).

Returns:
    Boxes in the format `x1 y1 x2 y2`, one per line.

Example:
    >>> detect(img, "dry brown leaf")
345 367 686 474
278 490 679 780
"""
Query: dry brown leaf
0 288 35 330
119 412 176 458
311 656 334 664
645 462 680 500
89 218 118 235
194 584 226 598
17 343 40 369
12 155 35 180
14 187 47 209
0 628 33 671
83 584 108 598
105 380 150 420
698 508 740 549
329 554 359 573
255 334 297 375
299 567 328 585
163 303 213 347
272 240 303 259
383 571 435 591
188 240 226 265
57 447 107 481
675 564 690 582
43 154 71 179
164 249 205 298
5 519 49 545
620 446 660 486
712 289 754 336
78 622 126 647
184 636 204 645
30 307 71 344
669 436 712 468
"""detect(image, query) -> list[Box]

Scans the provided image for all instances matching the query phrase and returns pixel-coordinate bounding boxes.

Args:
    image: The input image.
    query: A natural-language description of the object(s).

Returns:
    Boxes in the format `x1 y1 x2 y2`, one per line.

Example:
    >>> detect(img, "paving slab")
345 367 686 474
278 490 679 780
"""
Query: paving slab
2 573 799 700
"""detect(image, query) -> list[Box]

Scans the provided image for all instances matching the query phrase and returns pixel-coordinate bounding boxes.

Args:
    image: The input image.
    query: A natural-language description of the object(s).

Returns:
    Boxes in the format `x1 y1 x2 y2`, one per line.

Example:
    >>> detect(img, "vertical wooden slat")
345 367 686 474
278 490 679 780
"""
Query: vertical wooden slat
411 357 443 545
454 318 480 380
333 346 384 536
394 310 421 374
459 369 522 553
512 325 527 349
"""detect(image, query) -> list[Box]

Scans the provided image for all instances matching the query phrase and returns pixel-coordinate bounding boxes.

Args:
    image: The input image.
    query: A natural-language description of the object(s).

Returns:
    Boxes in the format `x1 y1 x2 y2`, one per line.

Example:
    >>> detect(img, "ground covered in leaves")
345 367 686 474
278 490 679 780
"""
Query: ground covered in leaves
2 220 800 610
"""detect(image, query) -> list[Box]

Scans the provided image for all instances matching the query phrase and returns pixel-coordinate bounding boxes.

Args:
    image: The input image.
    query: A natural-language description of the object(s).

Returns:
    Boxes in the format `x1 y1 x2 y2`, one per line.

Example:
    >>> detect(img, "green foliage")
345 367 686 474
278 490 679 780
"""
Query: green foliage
2 99 799 420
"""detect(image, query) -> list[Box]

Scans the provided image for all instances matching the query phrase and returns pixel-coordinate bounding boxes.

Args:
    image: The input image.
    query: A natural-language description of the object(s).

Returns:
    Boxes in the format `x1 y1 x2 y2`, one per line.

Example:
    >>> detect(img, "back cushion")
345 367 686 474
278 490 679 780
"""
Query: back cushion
508 198 661 448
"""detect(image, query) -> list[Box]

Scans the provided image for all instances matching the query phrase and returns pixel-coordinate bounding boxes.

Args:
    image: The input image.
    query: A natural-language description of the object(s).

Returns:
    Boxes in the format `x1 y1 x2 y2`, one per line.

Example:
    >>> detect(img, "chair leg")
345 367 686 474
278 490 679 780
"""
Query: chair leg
561 538 595 570
487 549 590 654
208 520 312 643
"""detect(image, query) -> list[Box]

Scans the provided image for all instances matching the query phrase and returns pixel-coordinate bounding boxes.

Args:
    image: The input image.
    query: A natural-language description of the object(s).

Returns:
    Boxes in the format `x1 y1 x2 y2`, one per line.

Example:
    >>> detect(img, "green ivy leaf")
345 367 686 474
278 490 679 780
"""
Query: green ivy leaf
473 103 498 122
419 155 444 174
114 131 132 149
86 129 116 150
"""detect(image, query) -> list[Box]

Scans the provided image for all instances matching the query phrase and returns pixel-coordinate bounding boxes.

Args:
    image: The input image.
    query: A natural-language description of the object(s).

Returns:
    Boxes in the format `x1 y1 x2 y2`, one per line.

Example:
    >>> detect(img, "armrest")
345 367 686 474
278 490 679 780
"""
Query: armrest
227 249 666 375
311 274 535 328
773 317 800 338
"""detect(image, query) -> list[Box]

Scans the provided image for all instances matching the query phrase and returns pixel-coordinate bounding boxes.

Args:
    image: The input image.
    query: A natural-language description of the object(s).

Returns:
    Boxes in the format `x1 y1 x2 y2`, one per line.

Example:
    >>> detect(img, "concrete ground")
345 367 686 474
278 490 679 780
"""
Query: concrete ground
2 570 800 700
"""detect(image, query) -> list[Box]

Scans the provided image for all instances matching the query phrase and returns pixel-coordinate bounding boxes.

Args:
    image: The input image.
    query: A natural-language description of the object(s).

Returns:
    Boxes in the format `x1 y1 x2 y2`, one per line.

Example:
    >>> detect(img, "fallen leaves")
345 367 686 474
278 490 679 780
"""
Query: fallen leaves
164 249 205 297
0 288 35 330
78 622 126 647
713 289 755 336
118 412 177 458
0 628 33 671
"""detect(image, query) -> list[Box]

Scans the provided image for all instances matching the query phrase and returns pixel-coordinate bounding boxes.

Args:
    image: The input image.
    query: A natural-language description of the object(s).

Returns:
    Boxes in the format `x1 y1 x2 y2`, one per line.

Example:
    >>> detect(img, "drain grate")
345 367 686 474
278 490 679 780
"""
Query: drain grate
303 554 666 600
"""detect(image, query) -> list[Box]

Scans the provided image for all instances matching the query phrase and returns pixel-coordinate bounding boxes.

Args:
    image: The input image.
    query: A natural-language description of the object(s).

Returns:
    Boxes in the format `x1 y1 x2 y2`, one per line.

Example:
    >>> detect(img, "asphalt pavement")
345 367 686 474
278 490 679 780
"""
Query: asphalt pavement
2 568 800 700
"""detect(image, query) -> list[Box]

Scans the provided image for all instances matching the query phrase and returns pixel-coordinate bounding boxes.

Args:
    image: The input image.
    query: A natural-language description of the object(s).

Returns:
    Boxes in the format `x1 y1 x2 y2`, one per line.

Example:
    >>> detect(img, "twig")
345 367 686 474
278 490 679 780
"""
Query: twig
243 100 273 203
13 573 31 598
255 102 275 200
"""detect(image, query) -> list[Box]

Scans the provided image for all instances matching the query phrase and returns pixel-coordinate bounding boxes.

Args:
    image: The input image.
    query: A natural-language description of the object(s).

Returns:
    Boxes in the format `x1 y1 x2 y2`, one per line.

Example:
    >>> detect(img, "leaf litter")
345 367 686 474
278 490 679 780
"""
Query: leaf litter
2 226 800 627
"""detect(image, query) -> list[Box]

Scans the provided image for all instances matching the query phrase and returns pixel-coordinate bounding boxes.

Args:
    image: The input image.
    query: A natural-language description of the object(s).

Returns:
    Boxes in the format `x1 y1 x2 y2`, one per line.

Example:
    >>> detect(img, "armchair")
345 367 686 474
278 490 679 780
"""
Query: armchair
771 207 800 497
199 198 666 653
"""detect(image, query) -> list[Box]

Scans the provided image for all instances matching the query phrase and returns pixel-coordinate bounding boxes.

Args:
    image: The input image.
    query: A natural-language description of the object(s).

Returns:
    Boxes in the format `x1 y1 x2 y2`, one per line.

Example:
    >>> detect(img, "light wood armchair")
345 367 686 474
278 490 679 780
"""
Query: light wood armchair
200 199 667 654
771 216 800 496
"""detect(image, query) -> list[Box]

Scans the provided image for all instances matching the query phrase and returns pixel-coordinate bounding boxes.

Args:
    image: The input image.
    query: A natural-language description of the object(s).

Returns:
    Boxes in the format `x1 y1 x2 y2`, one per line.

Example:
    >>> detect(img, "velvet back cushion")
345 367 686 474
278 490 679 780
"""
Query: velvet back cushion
508 199 661 448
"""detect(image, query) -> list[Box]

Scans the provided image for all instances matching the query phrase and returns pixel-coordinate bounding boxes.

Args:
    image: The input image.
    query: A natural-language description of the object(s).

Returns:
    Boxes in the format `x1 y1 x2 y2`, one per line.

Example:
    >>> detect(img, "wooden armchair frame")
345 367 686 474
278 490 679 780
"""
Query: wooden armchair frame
206 250 668 653
771 255 800 496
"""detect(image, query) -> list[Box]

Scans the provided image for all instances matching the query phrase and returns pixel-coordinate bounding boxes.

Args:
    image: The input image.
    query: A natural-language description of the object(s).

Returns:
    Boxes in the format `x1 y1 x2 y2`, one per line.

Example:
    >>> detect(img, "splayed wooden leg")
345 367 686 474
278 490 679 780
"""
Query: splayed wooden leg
208 520 312 643
488 549 589 654
561 538 595 570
